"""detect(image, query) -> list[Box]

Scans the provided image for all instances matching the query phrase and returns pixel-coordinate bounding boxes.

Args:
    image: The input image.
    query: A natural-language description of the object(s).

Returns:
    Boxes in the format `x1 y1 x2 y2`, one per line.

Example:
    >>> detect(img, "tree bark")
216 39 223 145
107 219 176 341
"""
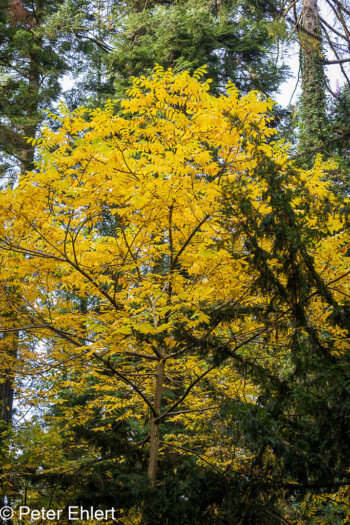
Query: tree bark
0 325 18 427
147 358 165 486
20 38 41 175
299 0 327 163
302 0 319 37
0 379 14 426
0 40 40 431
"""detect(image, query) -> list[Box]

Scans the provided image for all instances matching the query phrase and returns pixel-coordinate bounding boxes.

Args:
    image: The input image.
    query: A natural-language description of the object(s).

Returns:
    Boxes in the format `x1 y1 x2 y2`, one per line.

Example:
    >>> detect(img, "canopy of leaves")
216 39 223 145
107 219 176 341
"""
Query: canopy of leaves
0 67 350 523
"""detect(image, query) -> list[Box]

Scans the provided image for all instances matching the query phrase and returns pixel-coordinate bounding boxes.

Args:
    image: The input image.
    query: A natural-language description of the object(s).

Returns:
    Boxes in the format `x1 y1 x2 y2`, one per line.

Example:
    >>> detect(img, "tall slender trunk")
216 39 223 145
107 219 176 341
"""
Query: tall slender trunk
0 330 18 426
298 0 327 164
20 41 41 175
147 358 165 486
0 33 41 512
0 313 18 515
1 44 40 430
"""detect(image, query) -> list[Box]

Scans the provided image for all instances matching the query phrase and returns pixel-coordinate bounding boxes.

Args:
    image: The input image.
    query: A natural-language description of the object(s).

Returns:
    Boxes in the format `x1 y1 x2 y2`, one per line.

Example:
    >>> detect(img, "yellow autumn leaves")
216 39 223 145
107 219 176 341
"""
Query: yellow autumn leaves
0 66 349 488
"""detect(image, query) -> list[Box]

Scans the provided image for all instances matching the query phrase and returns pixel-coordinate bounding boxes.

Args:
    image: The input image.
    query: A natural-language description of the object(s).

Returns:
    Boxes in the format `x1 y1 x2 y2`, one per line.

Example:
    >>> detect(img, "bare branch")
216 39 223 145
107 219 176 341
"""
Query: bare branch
171 214 210 271
93 352 157 417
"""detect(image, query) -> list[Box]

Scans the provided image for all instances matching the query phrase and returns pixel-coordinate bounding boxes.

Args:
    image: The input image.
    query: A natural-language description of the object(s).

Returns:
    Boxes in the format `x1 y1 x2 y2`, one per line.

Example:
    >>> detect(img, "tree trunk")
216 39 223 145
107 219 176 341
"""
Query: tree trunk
0 310 19 426
0 377 14 426
20 40 41 175
299 0 327 163
0 43 40 430
147 358 165 486
0 331 18 426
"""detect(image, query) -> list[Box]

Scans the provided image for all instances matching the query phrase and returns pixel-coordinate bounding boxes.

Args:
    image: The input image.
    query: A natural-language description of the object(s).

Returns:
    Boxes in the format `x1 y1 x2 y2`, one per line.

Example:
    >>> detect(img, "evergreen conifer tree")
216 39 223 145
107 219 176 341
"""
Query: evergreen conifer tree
109 0 287 96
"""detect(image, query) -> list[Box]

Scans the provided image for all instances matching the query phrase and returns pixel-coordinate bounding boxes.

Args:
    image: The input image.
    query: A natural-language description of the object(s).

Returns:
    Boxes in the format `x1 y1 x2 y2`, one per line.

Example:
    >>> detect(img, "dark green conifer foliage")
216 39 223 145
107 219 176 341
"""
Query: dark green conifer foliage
109 0 287 96
217 154 350 514
0 0 67 177
42 0 120 109
327 85 350 194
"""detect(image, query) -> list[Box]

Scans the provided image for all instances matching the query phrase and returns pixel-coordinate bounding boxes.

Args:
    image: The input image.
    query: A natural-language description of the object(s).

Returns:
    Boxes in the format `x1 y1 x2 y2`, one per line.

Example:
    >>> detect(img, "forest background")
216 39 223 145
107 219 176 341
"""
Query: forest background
1 0 350 523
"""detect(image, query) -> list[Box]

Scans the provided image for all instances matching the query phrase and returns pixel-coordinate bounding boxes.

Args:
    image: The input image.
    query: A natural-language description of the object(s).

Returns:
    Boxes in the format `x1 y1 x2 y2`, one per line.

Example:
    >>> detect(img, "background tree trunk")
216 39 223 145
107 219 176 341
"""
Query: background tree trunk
0 331 18 426
298 0 327 164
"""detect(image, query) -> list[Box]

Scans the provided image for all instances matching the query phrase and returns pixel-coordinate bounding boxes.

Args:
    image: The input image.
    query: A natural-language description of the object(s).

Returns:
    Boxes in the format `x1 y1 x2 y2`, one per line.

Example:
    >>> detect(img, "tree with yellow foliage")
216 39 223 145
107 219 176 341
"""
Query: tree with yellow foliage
0 67 350 523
